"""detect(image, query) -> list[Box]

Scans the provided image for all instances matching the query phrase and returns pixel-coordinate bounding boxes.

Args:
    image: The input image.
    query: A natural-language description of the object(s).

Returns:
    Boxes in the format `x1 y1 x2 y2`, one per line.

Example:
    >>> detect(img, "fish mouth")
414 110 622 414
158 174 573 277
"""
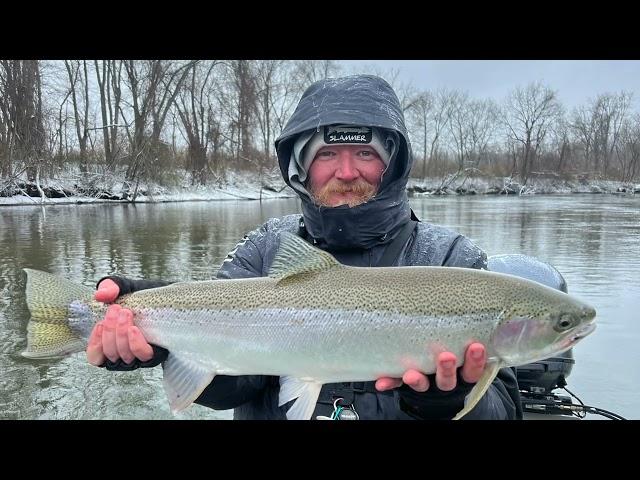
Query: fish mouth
557 321 596 352
567 321 597 345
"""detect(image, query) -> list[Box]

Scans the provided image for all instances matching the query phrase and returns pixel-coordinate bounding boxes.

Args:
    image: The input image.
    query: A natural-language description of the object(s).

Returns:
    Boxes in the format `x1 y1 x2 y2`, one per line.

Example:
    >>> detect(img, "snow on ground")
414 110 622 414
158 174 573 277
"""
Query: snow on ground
1 170 638 206
0 170 298 206
406 176 639 196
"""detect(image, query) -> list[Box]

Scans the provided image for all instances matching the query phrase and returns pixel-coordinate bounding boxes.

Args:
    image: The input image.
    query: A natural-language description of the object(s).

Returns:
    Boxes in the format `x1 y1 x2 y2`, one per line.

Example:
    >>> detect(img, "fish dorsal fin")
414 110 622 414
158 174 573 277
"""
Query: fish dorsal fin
268 232 343 281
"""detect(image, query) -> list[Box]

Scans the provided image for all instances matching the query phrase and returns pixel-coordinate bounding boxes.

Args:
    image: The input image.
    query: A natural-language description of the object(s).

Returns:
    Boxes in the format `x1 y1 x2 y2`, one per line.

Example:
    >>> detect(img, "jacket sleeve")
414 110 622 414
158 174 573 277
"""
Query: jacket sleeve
96 276 173 294
195 222 275 410
214 230 266 279
397 235 522 420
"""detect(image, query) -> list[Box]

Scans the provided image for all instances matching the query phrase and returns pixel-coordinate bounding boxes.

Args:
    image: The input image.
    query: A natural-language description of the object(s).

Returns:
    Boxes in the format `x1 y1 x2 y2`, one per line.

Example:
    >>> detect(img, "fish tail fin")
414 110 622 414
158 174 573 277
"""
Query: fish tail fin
22 268 96 359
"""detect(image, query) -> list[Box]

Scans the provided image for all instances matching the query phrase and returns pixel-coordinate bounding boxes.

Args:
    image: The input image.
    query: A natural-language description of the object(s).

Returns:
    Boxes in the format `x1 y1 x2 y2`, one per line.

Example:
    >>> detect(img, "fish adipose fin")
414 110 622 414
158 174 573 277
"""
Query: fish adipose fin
269 232 344 282
21 268 94 359
163 354 216 412
279 376 323 420
452 360 503 420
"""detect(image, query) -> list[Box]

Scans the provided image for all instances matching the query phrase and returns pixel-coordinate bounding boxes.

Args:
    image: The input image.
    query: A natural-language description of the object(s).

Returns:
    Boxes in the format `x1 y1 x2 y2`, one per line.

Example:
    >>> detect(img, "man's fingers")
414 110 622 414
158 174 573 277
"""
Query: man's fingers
375 377 403 392
101 304 121 362
461 343 486 384
115 309 135 364
436 352 458 391
86 323 106 366
128 327 154 362
94 279 120 303
402 369 430 392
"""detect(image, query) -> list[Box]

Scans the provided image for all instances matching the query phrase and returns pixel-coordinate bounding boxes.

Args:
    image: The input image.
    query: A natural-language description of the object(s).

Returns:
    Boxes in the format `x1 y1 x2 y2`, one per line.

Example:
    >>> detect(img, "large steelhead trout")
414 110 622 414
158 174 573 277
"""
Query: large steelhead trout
22 232 596 419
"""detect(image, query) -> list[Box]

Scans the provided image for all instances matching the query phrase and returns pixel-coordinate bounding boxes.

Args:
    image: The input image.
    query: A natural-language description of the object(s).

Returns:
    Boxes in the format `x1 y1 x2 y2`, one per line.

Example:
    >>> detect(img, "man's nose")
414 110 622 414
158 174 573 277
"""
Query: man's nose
335 153 359 181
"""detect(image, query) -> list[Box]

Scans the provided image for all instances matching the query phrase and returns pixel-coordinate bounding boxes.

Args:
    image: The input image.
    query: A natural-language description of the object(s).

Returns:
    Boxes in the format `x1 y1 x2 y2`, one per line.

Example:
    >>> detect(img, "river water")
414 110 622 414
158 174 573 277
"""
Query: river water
1 194 638 419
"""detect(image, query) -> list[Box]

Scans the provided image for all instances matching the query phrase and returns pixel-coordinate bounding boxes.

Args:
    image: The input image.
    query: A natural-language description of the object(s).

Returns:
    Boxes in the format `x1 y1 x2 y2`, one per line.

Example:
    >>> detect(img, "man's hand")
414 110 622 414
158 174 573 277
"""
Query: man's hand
375 342 487 392
87 280 154 366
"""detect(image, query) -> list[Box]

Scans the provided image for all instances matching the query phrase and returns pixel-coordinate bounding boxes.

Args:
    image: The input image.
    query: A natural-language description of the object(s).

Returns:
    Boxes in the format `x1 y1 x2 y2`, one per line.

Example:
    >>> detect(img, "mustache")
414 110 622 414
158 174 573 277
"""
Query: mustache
310 178 378 207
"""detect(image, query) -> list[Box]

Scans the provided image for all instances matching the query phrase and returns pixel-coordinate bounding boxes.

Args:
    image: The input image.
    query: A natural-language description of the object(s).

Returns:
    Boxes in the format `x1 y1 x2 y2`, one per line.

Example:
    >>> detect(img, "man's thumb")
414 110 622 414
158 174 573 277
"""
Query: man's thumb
95 278 120 303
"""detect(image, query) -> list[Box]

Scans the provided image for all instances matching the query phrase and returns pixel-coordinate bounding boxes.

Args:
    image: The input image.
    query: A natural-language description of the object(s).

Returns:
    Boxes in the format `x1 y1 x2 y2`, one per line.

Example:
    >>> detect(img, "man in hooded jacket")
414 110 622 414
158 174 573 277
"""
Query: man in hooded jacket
87 74 522 420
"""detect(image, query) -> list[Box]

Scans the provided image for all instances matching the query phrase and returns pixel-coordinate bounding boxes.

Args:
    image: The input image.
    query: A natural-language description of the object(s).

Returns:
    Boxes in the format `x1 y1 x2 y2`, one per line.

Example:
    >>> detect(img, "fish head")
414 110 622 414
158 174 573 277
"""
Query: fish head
490 287 596 366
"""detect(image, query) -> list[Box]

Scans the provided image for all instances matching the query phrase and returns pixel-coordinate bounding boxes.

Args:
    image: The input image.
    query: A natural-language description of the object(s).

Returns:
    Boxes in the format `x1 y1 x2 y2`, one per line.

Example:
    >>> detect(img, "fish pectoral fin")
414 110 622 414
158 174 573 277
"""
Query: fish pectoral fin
278 376 323 420
452 360 503 420
162 353 216 413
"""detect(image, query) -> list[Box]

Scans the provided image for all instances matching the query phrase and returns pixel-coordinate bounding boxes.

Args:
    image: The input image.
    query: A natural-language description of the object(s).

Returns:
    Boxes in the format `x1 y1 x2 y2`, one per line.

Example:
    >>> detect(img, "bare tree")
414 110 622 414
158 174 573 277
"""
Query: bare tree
294 60 341 85
0 60 46 182
120 60 195 193
0 65 10 178
95 60 124 168
212 60 260 167
378 67 417 112
64 60 91 174
549 114 572 174
570 105 595 172
253 60 282 195
54 82 72 163
447 91 471 171
270 61 308 133
254 60 280 163
234 60 258 163
407 91 434 178
467 98 499 168
342 63 417 112
590 92 632 177
617 113 640 182
428 90 454 177
253 61 306 177
502 82 562 184
175 60 221 185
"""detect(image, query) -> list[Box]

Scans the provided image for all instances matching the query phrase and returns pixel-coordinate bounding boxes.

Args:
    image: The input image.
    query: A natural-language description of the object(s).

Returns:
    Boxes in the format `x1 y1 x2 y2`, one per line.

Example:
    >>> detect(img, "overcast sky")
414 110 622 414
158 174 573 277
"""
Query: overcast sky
338 60 640 110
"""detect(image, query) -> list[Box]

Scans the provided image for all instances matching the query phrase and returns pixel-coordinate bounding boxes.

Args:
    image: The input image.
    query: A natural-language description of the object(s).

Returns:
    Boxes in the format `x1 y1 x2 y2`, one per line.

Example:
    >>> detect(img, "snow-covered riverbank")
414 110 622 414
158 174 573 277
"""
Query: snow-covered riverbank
406 176 639 196
0 171 297 206
1 171 637 206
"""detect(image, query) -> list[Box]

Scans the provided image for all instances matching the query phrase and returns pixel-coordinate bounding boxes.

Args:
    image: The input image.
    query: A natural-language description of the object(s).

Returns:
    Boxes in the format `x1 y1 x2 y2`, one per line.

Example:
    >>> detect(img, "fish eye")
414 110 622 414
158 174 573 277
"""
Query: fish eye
554 314 575 332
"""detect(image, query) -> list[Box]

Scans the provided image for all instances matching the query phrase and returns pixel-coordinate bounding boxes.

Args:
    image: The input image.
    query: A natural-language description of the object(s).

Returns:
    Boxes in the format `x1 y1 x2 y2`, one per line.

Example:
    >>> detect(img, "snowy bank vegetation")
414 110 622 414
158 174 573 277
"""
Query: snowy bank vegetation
1 60 638 206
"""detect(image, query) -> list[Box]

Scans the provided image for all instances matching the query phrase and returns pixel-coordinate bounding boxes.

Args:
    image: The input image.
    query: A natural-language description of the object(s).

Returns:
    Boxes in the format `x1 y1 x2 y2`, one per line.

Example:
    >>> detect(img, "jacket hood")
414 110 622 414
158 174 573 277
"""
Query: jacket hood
274 74 414 250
